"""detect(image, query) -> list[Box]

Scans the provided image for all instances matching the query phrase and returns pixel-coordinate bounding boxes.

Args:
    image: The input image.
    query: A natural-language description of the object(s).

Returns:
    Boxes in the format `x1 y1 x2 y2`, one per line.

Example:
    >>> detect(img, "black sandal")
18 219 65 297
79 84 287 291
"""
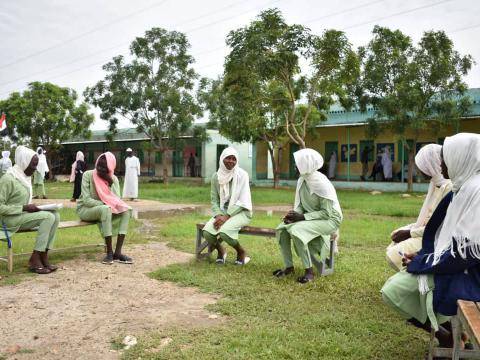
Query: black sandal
29 266 51 274
113 254 133 264
297 275 313 284
273 269 293 278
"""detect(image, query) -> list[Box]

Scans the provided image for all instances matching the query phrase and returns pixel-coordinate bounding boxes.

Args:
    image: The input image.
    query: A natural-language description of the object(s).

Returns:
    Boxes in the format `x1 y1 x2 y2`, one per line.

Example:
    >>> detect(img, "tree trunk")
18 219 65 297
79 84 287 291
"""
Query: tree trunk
162 149 169 185
407 144 415 192
268 145 279 189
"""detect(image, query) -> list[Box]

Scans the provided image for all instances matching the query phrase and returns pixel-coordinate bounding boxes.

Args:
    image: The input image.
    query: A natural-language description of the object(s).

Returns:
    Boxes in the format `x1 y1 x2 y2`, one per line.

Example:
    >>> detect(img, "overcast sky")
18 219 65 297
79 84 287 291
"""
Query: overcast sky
0 0 478 130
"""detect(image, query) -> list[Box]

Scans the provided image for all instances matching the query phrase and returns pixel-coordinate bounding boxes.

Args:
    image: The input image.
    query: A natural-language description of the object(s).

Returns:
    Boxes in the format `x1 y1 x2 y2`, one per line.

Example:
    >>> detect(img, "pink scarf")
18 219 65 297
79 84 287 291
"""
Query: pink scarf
93 152 129 214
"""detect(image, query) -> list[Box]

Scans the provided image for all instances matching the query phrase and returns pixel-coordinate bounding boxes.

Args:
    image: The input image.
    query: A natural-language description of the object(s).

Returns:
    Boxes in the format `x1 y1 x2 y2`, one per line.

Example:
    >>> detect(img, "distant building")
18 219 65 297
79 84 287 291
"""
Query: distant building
59 129 254 182
254 88 480 188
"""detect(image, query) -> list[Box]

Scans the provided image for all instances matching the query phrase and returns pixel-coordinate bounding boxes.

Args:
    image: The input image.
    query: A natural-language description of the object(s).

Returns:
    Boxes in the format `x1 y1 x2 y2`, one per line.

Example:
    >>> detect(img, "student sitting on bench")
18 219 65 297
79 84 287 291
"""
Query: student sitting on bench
273 148 343 283
0 145 60 274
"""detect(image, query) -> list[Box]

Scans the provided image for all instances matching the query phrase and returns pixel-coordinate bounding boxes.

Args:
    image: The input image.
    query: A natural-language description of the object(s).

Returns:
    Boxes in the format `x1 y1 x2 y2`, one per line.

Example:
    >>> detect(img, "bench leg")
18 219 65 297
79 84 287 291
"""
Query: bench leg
7 247 13 273
452 316 462 360
195 228 213 259
311 238 336 276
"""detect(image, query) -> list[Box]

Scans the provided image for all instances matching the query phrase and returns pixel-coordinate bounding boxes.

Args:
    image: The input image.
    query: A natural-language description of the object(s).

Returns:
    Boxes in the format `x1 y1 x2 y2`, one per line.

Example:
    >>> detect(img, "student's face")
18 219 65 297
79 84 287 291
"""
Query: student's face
440 148 449 179
96 155 109 176
126 151 133 158
24 155 39 176
223 155 237 170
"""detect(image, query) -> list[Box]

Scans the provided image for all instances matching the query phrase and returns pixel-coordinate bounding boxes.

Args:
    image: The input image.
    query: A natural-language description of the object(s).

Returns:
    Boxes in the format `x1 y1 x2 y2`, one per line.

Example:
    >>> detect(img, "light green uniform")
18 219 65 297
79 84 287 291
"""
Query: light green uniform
76 171 131 238
381 271 450 330
33 170 45 197
203 173 251 248
276 182 342 269
0 174 59 251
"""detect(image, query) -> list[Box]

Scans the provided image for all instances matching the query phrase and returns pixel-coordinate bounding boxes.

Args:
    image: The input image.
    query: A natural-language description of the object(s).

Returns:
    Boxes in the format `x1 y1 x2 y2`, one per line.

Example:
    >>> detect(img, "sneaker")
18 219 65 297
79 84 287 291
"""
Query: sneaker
113 254 133 264
102 253 114 265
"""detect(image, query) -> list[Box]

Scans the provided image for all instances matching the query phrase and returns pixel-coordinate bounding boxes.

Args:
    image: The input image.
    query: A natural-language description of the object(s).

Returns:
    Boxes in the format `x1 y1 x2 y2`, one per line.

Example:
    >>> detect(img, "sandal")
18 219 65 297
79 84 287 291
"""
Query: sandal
29 266 51 274
273 269 294 277
234 256 251 266
113 254 133 264
46 264 58 272
297 275 313 284
215 252 227 265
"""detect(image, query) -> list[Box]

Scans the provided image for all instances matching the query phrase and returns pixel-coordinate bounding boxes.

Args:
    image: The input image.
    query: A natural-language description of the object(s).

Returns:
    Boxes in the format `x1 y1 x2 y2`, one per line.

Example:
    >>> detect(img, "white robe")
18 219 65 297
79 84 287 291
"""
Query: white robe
327 153 337 179
381 150 392 179
123 156 140 198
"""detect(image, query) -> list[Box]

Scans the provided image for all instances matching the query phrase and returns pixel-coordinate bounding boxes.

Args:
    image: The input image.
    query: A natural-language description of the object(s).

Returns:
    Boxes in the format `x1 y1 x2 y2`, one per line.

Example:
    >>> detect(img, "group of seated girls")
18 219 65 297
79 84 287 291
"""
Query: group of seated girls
0 146 133 274
204 146 343 283
382 132 480 351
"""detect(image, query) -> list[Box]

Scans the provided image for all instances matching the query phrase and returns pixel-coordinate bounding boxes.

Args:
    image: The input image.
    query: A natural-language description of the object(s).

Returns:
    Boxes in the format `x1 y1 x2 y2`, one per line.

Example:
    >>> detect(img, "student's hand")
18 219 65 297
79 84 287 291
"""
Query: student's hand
401 252 417 267
23 204 40 212
391 230 411 243
284 211 305 223
214 215 230 230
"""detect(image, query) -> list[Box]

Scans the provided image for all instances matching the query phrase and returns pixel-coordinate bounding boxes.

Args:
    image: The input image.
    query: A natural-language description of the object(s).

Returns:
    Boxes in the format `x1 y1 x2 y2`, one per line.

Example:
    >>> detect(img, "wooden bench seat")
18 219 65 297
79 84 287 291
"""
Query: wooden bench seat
429 300 480 359
195 223 337 276
0 220 96 273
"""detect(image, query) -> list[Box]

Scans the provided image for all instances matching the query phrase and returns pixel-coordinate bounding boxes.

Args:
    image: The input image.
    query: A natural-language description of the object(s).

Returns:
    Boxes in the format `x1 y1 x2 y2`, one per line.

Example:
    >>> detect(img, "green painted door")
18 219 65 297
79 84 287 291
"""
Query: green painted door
325 141 338 160
216 145 228 170
359 140 374 162
173 149 184 177
288 143 300 179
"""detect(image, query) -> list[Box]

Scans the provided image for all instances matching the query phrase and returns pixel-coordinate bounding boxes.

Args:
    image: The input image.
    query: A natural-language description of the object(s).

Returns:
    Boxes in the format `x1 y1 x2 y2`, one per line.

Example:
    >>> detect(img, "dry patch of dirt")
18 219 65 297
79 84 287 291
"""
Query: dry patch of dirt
0 241 222 360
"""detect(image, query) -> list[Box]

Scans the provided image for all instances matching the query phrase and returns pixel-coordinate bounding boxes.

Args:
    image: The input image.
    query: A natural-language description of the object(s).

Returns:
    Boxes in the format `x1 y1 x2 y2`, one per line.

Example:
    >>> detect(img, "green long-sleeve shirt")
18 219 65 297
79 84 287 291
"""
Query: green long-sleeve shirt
210 173 246 218
0 174 29 217
294 182 342 223
77 170 121 209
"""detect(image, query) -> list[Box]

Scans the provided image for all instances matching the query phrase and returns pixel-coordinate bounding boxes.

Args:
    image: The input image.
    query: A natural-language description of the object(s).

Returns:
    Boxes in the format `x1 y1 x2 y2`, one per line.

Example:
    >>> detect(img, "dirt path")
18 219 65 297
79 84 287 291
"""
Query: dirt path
0 222 222 359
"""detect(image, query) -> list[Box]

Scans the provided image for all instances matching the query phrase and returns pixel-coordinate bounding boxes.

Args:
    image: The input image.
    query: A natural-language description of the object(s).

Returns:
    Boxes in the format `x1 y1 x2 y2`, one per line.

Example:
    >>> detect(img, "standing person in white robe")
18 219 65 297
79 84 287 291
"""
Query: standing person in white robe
33 147 49 199
274 149 343 283
385 144 452 271
381 146 393 181
0 150 12 178
327 151 337 179
122 148 140 201
202 147 252 265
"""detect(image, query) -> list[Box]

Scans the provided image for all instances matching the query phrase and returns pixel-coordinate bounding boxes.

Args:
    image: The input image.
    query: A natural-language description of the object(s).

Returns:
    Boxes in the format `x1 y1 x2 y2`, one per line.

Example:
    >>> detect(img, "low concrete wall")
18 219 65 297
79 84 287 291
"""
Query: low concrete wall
253 179 429 193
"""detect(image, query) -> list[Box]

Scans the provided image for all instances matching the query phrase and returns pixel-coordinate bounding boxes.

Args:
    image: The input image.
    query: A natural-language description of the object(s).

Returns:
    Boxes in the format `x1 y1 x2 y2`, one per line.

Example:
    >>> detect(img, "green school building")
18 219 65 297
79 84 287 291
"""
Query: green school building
253 88 480 190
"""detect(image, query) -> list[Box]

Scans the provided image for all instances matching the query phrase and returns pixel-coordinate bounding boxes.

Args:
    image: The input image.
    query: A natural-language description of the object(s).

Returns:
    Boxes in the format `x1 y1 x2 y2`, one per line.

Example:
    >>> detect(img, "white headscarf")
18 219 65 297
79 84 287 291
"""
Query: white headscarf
216 147 252 212
432 133 480 265
293 148 342 218
70 151 85 182
6 145 37 204
413 144 451 228
2 151 9 159
36 147 49 177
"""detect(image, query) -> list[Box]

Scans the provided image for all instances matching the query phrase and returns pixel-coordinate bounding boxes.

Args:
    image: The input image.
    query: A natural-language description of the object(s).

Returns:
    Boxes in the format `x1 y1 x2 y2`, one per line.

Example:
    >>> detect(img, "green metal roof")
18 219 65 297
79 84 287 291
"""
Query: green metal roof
320 88 480 127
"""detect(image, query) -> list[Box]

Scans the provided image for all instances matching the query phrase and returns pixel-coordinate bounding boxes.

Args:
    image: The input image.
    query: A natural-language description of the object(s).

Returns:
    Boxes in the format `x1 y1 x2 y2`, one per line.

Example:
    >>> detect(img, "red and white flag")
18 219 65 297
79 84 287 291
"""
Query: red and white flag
0 113 7 135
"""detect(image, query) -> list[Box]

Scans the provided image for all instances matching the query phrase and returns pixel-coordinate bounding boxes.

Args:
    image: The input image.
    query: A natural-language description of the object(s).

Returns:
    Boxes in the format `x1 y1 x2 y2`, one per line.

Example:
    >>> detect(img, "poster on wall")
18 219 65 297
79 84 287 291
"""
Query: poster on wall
376 143 394 161
341 144 357 162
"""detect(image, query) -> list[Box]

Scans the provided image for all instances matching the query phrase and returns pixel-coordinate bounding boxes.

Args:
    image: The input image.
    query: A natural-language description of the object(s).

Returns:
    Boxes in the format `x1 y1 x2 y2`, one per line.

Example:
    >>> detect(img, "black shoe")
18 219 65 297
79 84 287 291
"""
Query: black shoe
102 253 114 265
113 254 133 264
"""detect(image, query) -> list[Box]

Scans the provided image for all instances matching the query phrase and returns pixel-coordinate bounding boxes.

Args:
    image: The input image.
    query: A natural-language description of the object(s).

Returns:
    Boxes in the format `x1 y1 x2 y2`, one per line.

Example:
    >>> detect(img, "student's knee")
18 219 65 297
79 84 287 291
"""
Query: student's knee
219 232 238 247
385 245 403 271
99 205 112 221
203 230 218 245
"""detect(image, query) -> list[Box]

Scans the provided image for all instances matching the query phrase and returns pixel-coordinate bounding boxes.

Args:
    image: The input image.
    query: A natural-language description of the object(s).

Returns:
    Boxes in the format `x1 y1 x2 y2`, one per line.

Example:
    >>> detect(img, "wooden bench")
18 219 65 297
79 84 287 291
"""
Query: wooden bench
195 223 337 276
0 220 96 272
429 300 480 360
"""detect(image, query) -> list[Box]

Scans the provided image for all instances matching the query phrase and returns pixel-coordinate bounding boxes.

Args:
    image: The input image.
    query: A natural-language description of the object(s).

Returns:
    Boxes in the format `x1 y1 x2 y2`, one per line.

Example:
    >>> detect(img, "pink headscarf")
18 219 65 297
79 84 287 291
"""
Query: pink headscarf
93 152 129 214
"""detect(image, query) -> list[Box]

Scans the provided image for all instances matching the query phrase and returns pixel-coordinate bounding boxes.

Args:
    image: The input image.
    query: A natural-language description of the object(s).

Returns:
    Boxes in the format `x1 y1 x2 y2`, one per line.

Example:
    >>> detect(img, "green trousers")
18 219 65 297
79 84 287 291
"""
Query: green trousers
9 211 60 251
33 183 45 197
203 230 239 248
277 229 327 269
77 205 131 238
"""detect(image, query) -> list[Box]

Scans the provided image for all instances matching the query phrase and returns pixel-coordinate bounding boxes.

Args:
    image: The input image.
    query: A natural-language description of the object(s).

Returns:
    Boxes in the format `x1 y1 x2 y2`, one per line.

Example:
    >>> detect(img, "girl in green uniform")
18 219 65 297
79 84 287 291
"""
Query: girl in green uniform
0 146 60 274
202 147 252 265
77 152 132 265
274 148 343 283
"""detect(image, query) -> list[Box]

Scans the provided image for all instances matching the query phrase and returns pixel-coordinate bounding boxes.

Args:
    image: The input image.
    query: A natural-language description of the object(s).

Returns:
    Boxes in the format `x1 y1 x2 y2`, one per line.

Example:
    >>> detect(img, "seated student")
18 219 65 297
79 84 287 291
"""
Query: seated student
76 152 132 265
381 133 480 349
386 144 452 271
202 147 252 265
273 148 343 283
0 146 60 274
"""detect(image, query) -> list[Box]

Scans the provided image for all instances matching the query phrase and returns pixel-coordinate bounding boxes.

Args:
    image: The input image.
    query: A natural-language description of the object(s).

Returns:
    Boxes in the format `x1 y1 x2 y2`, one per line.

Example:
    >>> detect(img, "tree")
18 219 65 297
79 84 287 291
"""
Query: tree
224 9 359 149
0 81 94 176
360 26 473 191
198 76 290 188
84 27 203 184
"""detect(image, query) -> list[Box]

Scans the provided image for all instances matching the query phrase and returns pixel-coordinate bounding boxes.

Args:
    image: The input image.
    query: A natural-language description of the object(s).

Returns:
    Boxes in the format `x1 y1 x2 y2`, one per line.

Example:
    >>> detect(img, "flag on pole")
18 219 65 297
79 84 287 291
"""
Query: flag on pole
0 113 7 136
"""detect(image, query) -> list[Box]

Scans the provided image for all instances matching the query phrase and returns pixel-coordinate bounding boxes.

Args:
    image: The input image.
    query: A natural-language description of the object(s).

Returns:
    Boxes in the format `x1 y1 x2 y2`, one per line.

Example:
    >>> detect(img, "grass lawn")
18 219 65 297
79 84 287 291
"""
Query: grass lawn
123 206 427 359
5 182 428 358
